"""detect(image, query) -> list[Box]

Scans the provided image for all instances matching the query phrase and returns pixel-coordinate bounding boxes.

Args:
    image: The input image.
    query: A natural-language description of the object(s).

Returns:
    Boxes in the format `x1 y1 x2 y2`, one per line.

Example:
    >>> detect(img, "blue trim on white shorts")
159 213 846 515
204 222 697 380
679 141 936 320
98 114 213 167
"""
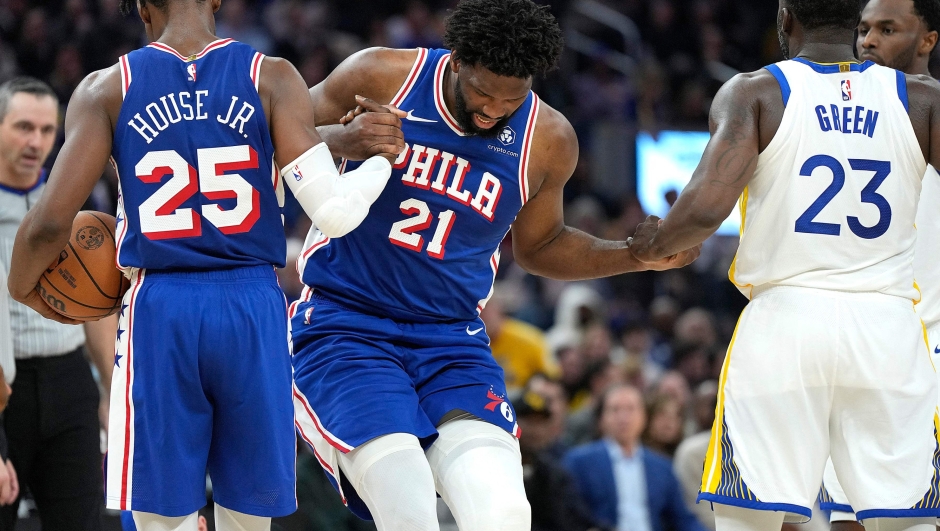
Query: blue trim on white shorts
697 493 813 519
856 507 940 520
819 501 854 513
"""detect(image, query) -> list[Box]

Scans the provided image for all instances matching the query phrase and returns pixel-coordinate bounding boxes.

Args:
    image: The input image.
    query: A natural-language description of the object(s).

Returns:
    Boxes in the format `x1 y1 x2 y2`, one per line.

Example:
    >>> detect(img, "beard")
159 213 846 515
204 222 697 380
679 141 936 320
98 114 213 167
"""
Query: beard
777 10 790 59
885 40 918 72
452 77 514 138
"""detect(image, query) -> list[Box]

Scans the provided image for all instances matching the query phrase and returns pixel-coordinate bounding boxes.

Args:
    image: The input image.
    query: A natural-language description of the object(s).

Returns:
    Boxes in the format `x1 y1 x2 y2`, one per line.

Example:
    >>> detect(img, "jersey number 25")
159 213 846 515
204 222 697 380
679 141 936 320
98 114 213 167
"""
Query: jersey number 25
135 146 260 240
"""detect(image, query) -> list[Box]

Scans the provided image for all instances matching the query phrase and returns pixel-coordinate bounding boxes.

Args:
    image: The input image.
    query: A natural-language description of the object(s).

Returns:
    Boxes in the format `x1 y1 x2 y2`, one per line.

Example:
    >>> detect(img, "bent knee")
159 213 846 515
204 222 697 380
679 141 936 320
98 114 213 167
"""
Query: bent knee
459 491 531 531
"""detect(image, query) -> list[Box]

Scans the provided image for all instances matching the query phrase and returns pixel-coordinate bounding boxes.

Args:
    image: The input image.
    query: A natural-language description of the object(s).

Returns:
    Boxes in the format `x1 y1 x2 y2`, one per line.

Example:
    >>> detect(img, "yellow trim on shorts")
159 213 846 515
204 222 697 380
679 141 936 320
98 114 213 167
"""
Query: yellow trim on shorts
701 312 744 494
728 187 752 298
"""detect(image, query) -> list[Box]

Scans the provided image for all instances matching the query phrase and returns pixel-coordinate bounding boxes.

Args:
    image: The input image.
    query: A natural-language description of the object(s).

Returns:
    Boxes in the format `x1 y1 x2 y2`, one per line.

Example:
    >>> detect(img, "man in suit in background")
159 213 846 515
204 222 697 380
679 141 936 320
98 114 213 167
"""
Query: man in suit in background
564 385 706 531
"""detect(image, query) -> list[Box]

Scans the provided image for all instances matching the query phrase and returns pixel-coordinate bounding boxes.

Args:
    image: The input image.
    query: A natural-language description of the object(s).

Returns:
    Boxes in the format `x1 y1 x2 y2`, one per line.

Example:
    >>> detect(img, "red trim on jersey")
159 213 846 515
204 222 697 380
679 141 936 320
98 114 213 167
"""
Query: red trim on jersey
250 52 264 91
119 55 131 98
120 272 144 509
302 234 331 259
518 95 540 206
292 387 352 453
433 54 466 135
391 48 428 107
147 38 235 62
295 421 335 475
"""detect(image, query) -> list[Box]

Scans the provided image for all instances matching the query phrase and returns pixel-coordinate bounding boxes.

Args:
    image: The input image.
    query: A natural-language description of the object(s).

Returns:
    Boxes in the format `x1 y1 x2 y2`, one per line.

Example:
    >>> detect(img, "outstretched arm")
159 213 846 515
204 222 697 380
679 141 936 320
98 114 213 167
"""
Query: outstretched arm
511 106 699 280
629 73 761 262
7 68 120 324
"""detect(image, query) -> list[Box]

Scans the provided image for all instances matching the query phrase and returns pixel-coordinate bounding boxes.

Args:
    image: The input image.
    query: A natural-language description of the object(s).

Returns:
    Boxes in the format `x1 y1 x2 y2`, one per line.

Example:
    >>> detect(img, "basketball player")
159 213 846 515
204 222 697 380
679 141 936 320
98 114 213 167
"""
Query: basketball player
289 1 700 530
812 1 940 530
6 0 394 530
629 0 940 529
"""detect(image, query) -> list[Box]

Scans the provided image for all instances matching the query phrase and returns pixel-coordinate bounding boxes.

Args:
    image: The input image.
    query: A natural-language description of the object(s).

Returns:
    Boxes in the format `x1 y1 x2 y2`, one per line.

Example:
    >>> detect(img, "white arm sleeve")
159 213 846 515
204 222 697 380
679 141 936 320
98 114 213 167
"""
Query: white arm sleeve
280 143 392 238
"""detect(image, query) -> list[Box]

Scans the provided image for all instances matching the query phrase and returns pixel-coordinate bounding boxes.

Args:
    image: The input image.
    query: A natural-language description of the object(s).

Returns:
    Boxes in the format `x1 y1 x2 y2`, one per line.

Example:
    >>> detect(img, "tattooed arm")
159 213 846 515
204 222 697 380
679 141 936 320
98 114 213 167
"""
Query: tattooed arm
629 72 767 262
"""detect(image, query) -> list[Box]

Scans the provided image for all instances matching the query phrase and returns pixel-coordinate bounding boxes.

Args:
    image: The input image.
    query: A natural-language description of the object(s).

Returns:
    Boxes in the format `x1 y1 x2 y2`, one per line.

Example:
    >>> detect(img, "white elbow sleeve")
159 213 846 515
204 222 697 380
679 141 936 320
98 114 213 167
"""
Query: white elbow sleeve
280 143 393 237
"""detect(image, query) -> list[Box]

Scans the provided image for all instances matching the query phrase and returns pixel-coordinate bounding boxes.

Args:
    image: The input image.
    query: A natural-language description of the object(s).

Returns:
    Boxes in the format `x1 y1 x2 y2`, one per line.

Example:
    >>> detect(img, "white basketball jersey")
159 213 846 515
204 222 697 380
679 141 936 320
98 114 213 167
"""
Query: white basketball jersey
915 166 940 328
730 59 926 300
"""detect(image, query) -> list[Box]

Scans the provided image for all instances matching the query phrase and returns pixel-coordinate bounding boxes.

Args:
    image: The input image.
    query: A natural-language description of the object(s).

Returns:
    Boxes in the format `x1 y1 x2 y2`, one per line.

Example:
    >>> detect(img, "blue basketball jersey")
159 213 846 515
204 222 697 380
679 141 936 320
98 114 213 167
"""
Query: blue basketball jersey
112 39 286 271
298 48 541 322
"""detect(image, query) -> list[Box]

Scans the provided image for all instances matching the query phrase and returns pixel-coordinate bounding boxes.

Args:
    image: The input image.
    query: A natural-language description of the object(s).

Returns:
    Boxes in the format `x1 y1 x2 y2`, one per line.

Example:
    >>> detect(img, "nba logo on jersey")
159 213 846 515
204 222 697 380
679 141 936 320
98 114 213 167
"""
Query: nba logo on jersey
841 79 852 101
187 63 197 82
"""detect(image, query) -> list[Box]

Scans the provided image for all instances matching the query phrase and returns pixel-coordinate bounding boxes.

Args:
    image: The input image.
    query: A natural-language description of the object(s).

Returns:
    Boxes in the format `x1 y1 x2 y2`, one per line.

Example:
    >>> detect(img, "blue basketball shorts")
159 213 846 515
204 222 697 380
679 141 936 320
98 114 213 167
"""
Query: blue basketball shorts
105 266 296 517
290 292 519 517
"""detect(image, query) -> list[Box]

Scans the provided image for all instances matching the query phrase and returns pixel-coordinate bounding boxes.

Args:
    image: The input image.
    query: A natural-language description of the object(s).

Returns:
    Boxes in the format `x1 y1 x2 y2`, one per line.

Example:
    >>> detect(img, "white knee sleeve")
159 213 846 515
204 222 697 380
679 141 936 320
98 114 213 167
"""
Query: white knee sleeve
338 433 439 531
132 511 199 531
861 518 936 531
281 143 392 237
426 419 530 531
214 505 269 531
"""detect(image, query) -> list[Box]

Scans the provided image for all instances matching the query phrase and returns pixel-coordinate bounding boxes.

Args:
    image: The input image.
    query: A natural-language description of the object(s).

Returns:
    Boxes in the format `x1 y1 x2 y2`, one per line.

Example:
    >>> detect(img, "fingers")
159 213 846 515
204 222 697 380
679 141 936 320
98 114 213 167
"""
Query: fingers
381 102 408 118
355 95 394 114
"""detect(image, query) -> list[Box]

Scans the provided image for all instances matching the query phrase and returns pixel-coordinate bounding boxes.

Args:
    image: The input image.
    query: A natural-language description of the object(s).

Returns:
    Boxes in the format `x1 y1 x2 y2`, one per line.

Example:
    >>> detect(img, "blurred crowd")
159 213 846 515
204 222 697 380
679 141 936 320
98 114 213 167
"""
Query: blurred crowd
0 0 827 529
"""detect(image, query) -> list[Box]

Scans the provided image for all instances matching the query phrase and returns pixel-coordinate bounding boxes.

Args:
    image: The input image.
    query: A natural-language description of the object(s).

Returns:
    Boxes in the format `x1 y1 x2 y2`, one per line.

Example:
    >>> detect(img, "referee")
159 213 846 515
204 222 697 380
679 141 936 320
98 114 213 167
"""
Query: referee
0 77 117 530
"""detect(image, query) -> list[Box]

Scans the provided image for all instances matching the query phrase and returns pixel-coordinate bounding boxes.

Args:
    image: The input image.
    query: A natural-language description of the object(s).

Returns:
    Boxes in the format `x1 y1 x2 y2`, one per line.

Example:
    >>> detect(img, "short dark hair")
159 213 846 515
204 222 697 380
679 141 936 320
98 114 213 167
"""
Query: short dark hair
787 0 862 31
913 0 940 33
0 77 57 122
442 0 564 79
119 0 206 17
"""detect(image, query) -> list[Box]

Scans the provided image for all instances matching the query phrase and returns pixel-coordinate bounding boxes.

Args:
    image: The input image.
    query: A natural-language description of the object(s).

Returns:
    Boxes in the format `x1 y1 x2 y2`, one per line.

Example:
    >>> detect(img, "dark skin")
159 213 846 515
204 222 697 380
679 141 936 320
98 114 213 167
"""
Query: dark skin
629 2 940 265
8 0 328 323
311 47 701 280
829 3 939 531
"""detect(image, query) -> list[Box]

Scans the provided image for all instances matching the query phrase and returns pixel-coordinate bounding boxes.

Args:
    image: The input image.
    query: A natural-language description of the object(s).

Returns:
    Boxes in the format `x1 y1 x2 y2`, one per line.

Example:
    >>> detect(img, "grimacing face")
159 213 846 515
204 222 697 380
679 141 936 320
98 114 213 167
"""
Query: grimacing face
0 93 58 184
450 60 531 137
857 0 926 71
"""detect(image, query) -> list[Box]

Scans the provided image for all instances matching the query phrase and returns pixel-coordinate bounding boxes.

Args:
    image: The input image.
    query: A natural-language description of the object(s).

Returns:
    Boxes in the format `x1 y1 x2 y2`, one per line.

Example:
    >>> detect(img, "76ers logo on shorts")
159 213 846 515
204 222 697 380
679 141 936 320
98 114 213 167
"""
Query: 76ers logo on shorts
841 79 852 101
484 387 514 422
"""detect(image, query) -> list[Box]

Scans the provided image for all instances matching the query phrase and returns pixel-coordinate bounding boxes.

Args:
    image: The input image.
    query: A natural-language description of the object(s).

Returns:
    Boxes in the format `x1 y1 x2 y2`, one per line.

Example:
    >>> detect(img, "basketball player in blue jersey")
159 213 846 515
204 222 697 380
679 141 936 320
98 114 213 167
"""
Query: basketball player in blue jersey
629 0 940 530
810 1 940 530
288 1 700 530
5 0 395 529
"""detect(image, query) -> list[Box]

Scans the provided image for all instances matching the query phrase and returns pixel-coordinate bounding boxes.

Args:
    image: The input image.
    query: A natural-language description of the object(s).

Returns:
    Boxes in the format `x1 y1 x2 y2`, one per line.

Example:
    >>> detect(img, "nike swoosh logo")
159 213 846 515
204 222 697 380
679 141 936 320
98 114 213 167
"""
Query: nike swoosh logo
466 326 484 336
405 110 437 123
935 345 940 354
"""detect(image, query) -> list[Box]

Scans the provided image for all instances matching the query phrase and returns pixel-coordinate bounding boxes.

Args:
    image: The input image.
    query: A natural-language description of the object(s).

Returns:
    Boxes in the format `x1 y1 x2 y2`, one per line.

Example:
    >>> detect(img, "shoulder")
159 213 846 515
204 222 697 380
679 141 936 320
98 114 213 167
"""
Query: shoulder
711 69 777 112
325 47 423 104
905 72 940 104
70 64 123 122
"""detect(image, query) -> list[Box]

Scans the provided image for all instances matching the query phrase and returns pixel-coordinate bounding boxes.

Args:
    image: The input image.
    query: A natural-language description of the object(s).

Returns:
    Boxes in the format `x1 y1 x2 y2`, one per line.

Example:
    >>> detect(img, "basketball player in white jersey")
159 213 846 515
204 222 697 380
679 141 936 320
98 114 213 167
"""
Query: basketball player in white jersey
630 0 940 530
814 0 940 529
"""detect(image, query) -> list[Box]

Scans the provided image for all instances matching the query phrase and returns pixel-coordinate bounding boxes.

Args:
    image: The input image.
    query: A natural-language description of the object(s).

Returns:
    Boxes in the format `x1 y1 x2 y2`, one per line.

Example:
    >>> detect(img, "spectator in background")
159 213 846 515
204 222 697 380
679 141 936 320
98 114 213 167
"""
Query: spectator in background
515 389 607 531
384 0 443 49
481 291 558 392
564 385 706 531
674 380 719 530
546 284 606 356
0 77 116 531
215 0 273 54
641 394 684 458
527 374 570 457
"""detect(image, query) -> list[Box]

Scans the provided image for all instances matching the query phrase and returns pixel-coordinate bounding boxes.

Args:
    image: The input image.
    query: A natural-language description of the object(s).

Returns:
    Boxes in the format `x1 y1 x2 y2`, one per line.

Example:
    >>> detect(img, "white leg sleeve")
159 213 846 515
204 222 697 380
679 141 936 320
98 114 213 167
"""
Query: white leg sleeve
214 504 270 531
281 143 392 238
337 432 439 531
132 511 199 531
425 419 531 531
713 504 785 531
861 518 936 531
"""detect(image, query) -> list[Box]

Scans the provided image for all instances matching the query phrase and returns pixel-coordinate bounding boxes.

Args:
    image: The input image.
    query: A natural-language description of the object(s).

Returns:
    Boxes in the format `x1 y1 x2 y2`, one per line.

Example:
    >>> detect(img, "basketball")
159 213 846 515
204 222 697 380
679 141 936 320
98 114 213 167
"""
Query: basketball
36 211 129 320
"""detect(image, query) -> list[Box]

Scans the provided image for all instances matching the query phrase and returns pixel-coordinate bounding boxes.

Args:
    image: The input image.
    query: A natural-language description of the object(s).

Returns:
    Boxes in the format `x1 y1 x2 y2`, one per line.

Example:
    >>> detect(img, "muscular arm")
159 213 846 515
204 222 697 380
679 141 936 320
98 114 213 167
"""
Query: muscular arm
308 48 414 160
7 68 120 323
511 106 698 280
261 56 327 167
629 73 762 262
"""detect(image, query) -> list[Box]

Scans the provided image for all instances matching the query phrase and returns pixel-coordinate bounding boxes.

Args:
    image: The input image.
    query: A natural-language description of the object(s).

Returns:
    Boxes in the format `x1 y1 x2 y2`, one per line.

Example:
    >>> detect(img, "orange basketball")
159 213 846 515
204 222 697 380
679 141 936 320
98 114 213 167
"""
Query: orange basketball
37 211 129 320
